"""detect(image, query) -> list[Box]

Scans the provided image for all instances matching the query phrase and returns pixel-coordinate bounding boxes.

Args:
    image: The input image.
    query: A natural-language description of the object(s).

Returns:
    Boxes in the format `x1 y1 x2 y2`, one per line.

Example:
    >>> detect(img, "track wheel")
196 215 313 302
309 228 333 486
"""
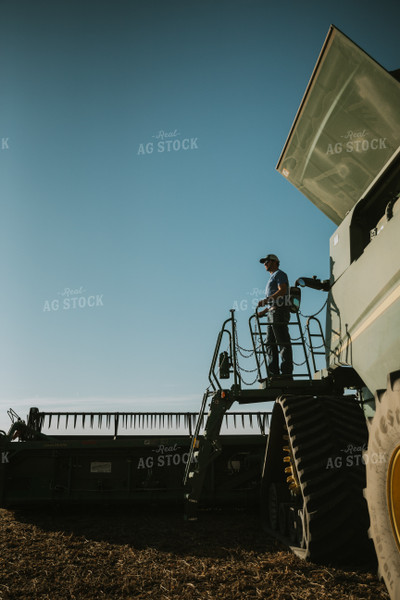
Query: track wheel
263 394 372 563
365 373 400 600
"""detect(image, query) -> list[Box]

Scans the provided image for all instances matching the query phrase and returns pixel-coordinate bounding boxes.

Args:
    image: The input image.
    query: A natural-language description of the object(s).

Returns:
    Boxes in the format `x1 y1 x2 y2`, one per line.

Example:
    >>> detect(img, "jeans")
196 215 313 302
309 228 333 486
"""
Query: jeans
265 308 293 376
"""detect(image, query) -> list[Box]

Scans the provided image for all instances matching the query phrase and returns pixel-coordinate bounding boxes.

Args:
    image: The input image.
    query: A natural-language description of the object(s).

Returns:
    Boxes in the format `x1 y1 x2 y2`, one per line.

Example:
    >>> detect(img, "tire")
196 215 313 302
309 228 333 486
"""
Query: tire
365 374 400 600
263 394 372 563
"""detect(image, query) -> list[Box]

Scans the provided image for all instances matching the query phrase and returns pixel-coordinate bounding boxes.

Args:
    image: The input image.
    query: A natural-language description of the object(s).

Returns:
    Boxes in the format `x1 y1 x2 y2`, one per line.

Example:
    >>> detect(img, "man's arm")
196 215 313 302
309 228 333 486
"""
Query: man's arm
257 283 287 316
268 282 287 303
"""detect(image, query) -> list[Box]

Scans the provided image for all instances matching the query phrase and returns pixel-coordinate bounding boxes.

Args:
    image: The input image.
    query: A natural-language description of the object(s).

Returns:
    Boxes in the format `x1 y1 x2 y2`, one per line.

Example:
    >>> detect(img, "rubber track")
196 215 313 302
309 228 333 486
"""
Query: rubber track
279 395 372 564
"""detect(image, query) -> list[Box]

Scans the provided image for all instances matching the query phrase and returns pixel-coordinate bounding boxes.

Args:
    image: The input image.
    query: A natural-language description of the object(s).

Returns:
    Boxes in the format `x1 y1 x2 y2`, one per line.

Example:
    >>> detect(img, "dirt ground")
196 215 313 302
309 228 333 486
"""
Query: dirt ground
0 506 389 600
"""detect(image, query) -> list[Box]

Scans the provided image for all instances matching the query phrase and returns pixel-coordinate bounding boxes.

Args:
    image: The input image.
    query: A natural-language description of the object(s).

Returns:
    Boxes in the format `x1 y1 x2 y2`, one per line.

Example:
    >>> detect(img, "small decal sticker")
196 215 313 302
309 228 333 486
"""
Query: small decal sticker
90 461 112 473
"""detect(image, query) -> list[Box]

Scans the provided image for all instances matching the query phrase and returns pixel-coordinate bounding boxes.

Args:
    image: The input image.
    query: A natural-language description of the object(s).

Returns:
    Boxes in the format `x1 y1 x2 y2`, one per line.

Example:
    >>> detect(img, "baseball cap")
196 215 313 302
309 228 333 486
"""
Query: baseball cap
259 253 279 264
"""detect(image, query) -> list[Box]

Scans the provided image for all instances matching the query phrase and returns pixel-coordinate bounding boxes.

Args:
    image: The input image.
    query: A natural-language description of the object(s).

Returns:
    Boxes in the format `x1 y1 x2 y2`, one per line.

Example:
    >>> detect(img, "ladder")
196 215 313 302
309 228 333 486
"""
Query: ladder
184 389 234 520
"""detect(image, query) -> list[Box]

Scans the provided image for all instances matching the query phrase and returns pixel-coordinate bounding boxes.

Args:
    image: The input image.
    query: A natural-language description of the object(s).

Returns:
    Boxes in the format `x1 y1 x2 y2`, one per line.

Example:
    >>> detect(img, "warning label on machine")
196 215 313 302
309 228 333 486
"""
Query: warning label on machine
90 462 112 473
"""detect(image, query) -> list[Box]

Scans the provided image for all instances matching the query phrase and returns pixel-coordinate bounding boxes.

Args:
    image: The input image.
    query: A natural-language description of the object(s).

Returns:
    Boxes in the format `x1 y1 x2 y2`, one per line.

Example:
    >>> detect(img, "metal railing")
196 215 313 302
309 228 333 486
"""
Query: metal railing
306 316 327 373
208 309 241 391
249 310 320 382
207 308 327 390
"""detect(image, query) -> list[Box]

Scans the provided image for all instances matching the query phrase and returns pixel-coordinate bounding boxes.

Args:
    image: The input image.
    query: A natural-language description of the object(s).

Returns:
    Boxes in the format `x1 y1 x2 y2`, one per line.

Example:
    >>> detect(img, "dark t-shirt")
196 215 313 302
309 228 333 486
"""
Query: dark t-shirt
265 269 289 309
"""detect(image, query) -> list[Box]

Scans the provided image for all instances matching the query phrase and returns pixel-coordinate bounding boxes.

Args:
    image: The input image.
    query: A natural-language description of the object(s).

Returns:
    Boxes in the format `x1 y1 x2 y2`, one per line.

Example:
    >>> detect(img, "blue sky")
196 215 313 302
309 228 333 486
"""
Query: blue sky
1 0 399 431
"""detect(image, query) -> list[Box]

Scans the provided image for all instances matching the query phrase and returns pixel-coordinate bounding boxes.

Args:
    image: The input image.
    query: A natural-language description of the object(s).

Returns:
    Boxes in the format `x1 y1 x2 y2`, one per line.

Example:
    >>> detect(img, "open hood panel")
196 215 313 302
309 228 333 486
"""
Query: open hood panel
276 26 400 225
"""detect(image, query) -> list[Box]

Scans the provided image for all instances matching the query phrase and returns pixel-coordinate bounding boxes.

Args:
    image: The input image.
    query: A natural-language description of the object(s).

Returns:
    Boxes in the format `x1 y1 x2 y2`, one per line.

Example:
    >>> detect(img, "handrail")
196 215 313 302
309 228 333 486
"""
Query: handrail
208 309 241 391
249 312 270 381
230 309 240 389
249 309 314 381
183 389 211 483
306 315 327 373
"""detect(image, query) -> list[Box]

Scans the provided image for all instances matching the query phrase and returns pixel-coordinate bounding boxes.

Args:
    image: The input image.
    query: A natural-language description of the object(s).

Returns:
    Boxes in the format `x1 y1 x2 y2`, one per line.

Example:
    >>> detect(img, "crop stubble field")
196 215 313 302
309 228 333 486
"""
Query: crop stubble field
0 506 389 600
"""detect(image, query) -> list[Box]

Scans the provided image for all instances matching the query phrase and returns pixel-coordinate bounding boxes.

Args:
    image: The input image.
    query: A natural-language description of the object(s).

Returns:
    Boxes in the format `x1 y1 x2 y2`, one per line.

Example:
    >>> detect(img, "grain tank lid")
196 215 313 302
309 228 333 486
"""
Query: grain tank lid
276 26 400 225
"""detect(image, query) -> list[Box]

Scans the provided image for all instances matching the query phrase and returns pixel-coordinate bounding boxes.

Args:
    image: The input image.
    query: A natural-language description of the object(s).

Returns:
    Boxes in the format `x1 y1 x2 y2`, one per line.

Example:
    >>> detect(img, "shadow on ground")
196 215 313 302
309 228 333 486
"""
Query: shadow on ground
7 505 279 558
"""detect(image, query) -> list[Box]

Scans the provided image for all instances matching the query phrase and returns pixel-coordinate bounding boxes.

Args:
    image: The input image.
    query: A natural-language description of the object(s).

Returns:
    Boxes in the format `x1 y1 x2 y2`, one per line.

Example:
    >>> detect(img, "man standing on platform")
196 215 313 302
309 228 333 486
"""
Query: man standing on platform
257 253 293 377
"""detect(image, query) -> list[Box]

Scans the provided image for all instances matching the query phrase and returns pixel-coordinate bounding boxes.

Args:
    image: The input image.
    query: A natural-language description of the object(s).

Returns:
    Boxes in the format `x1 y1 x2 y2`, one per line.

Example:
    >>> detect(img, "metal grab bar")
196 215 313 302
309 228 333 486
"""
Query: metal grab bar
306 315 328 373
208 309 241 391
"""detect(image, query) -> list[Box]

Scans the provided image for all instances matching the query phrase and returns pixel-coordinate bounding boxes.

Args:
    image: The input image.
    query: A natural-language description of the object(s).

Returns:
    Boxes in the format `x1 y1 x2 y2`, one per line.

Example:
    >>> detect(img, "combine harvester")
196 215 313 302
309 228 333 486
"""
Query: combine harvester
183 25 400 600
